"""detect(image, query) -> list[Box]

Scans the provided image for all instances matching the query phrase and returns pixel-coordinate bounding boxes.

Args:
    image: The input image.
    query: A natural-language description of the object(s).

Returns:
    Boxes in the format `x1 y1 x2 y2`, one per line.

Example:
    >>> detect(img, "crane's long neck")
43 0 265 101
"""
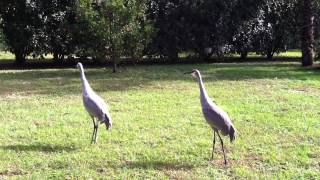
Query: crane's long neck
197 74 210 103
79 67 92 94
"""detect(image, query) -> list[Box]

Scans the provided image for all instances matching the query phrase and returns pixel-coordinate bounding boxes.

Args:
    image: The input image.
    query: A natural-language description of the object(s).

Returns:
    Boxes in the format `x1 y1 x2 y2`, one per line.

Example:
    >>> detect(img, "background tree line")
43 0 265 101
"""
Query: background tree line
0 0 319 71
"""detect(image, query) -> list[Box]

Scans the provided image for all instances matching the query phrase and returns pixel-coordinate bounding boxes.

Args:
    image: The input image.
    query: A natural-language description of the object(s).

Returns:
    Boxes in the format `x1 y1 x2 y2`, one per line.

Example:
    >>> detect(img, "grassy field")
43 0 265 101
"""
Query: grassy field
0 52 53 63
0 62 319 179
0 51 15 60
0 50 301 63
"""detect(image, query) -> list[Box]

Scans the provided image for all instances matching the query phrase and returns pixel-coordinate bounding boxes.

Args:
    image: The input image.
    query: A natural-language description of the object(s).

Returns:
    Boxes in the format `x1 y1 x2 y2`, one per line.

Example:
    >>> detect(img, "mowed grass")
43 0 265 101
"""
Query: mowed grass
0 62 319 179
277 49 301 57
0 51 15 62
0 49 301 63
0 51 53 63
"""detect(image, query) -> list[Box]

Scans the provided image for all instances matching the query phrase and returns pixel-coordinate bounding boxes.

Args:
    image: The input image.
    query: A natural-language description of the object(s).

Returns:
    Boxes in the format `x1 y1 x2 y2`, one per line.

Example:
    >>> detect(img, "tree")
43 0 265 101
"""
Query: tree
17 0 78 61
73 0 152 72
0 0 76 63
231 0 299 60
146 0 181 60
69 0 109 60
122 1 154 63
97 0 151 72
0 0 35 64
301 0 315 66
40 0 77 61
312 0 320 60
147 0 238 60
250 0 297 59
229 0 264 59
0 28 6 51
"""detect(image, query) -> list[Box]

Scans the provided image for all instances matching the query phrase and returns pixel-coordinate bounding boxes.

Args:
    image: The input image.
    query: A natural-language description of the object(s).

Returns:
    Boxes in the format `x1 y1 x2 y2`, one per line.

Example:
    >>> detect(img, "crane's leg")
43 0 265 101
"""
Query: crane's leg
93 123 99 144
210 131 216 161
217 132 227 165
91 116 97 144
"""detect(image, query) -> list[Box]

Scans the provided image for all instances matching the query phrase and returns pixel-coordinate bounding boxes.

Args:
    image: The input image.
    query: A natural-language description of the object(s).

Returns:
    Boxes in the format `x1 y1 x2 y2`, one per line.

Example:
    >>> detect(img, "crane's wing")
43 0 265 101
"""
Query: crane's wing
83 94 109 119
202 104 232 134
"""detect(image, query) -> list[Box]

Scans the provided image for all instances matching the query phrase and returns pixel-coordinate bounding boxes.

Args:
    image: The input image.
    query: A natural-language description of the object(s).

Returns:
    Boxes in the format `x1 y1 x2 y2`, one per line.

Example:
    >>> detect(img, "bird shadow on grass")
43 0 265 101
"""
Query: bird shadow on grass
118 160 196 170
0 143 78 153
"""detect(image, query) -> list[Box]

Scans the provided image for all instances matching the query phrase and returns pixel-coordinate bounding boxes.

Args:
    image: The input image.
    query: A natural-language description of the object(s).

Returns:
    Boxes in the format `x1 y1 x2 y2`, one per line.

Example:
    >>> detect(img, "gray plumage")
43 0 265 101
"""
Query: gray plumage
77 62 112 144
188 69 236 165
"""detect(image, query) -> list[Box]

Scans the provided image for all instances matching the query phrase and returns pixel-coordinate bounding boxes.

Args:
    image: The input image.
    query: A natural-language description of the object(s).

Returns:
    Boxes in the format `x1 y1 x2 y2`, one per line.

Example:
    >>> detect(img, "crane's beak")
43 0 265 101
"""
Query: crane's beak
184 71 192 74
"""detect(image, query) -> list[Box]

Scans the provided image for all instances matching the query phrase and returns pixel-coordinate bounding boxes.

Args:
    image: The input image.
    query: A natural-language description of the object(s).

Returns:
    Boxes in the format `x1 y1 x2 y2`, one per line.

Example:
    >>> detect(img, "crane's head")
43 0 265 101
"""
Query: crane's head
184 69 201 78
76 62 83 70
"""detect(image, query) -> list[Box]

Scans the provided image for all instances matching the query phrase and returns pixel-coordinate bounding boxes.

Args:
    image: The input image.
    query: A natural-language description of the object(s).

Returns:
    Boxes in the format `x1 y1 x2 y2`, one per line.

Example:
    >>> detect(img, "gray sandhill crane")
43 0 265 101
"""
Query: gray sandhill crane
77 62 112 144
186 69 236 165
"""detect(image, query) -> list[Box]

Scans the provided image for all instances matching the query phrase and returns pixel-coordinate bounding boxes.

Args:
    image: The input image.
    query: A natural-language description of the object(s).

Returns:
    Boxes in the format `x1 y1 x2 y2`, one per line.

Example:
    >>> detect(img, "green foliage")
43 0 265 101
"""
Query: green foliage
223 0 299 59
70 0 153 71
147 0 260 58
146 0 307 60
0 28 6 51
71 0 109 59
98 0 153 70
0 0 319 64
253 0 298 58
0 0 76 63
0 62 319 178
312 0 320 61
36 0 77 61
0 0 35 63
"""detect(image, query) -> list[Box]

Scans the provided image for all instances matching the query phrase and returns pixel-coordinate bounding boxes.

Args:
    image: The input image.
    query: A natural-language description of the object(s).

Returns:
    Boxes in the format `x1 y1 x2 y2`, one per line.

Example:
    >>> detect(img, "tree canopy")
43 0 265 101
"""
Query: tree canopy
0 0 318 67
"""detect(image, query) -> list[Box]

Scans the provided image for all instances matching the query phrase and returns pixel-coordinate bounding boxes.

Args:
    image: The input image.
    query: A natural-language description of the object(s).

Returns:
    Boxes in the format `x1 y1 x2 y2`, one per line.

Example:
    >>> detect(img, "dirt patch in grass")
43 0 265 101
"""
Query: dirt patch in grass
163 169 196 180
124 160 195 170
291 86 320 96
0 166 27 177
232 153 265 169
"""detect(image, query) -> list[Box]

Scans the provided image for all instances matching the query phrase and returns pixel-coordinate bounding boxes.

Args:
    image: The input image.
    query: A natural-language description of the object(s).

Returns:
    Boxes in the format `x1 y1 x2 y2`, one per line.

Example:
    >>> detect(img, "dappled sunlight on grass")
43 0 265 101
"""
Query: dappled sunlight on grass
0 62 318 96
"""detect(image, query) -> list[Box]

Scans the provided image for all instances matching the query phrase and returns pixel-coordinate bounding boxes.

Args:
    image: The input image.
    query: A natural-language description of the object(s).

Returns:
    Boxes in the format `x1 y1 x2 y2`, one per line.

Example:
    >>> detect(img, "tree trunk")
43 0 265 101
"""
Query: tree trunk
14 51 26 64
112 60 117 73
167 48 179 62
53 53 59 61
111 48 118 73
240 51 248 60
301 0 314 66
267 51 273 60
111 43 118 73
58 54 64 61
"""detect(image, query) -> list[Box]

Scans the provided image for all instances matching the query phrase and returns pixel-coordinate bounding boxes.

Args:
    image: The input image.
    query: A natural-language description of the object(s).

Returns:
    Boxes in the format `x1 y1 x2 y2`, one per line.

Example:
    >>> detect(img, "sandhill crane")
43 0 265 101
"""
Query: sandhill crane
77 62 112 144
186 69 236 165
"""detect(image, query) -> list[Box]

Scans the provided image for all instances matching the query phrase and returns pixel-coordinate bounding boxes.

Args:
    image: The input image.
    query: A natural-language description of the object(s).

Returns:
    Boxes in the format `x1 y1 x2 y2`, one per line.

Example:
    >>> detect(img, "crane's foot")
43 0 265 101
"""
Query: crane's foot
208 156 215 163
209 151 214 162
224 160 228 165
208 159 228 166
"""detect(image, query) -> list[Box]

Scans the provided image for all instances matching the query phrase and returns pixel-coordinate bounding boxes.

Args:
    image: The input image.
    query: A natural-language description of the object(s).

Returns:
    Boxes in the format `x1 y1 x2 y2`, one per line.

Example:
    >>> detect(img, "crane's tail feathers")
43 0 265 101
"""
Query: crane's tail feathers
104 114 112 130
229 125 236 143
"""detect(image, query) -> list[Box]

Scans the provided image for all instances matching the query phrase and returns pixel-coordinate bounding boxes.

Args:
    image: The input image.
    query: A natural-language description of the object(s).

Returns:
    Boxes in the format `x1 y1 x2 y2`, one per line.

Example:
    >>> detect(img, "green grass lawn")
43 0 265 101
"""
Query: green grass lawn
0 51 14 61
0 49 302 63
276 49 302 57
0 51 53 63
0 62 319 179
179 49 302 59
